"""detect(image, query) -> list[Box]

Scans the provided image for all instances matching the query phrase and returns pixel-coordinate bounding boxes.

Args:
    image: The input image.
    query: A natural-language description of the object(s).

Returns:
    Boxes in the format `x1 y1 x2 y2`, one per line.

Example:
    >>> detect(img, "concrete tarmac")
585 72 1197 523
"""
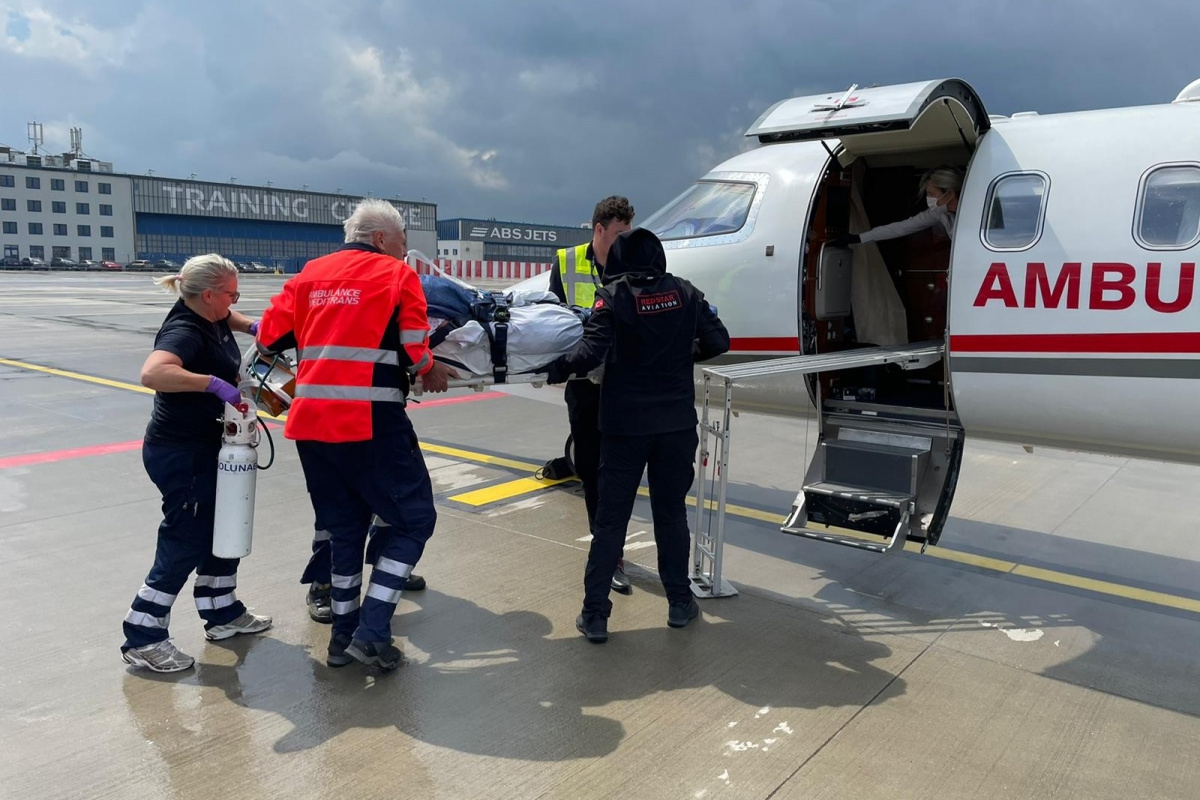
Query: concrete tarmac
2 272 1199 799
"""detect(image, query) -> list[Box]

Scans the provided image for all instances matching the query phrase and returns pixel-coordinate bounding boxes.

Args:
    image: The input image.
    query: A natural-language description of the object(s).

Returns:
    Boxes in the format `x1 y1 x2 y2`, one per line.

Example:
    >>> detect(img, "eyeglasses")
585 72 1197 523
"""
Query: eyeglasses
216 289 240 303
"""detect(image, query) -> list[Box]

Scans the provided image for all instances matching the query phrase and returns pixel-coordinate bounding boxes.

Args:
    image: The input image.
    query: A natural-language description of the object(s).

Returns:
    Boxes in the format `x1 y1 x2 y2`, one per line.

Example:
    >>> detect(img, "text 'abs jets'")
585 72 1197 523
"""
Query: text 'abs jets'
516 77 1200 554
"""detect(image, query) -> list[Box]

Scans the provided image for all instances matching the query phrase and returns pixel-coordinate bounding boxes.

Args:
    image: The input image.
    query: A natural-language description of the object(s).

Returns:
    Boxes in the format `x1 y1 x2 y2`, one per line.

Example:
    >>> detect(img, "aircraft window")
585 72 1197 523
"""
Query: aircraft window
642 180 757 241
1136 164 1200 249
982 172 1048 251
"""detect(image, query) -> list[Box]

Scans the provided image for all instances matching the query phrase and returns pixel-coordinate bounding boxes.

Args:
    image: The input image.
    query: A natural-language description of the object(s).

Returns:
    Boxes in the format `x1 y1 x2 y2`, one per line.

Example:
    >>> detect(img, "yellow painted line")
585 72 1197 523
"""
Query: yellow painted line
0 356 153 395
450 475 574 506
421 443 543 472
5 355 1200 614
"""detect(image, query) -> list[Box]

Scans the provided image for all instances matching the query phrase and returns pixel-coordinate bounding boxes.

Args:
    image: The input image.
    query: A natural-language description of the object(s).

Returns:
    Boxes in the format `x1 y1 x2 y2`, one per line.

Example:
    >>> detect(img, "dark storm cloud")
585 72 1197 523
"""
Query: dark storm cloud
1 0 1196 226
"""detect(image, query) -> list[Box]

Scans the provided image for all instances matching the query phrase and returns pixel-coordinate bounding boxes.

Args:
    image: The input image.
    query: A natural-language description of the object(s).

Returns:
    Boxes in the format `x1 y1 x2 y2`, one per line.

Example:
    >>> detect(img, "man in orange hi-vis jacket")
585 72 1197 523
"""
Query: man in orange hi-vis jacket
257 199 457 672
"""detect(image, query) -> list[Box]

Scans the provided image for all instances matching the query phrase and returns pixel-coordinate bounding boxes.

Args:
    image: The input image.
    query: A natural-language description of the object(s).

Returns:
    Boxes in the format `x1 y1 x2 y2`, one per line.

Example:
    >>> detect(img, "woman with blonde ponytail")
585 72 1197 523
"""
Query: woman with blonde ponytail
120 254 273 673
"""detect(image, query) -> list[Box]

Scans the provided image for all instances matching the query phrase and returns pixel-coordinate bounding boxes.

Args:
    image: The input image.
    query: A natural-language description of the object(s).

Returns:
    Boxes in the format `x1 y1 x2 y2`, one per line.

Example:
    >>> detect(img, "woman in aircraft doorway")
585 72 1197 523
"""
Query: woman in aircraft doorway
830 167 963 246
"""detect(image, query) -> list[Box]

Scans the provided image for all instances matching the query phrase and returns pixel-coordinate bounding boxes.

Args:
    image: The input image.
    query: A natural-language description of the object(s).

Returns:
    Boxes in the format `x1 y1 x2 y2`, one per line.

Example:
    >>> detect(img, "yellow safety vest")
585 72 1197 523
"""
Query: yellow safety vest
557 243 596 307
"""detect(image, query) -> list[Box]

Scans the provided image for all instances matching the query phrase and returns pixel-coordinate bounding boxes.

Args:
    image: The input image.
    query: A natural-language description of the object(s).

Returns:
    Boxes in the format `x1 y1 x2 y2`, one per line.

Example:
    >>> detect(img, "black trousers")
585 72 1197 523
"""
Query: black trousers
583 427 698 617
564 379 601 532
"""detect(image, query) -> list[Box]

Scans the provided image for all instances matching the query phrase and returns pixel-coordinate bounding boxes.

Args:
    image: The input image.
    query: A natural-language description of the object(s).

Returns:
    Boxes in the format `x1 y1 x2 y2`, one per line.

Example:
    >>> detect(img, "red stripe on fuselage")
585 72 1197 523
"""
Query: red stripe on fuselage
951 333 1200 354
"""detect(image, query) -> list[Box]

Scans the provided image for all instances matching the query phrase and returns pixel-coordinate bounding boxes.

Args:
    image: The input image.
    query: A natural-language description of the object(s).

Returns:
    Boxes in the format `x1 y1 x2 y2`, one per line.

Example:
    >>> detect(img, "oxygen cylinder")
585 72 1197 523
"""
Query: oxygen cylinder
213 400 259 558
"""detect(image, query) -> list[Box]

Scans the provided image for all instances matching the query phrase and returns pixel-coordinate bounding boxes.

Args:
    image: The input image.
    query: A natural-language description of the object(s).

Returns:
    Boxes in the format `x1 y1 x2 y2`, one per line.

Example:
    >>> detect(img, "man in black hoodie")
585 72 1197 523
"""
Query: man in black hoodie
546 228 730 643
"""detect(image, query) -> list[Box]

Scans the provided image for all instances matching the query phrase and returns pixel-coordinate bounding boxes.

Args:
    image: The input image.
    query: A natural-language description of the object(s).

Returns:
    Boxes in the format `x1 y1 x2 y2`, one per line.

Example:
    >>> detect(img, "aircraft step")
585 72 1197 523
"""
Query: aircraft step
801 481 912 508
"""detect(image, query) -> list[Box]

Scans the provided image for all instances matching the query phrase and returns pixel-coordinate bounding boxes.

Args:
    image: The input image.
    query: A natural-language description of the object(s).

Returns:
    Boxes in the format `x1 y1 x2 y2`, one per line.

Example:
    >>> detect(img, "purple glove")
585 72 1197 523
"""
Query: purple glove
205 375 242 405
249 320 260 336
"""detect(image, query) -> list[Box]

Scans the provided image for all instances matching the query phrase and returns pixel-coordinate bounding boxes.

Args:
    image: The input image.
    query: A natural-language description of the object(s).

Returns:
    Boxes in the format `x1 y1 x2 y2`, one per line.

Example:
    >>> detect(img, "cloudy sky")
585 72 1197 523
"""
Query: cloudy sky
2 1 1196 227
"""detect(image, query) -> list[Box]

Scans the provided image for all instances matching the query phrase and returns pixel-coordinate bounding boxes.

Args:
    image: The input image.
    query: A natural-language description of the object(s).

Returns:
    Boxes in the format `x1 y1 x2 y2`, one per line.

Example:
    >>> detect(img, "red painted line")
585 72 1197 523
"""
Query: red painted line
0 439 143 470
951 332 1200 354
409 391 504 408
729 337 799 352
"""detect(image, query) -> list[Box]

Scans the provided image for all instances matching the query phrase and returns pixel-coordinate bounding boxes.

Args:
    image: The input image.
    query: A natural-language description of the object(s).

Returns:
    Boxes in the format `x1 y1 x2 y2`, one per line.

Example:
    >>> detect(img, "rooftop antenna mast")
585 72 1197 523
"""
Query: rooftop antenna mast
27 121 44 155
69 127 83 157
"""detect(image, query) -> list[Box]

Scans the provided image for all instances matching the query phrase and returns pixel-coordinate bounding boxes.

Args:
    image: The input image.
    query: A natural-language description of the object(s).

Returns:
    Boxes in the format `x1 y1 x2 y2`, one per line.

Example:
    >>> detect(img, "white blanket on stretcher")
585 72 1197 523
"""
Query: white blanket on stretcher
429 303 584 377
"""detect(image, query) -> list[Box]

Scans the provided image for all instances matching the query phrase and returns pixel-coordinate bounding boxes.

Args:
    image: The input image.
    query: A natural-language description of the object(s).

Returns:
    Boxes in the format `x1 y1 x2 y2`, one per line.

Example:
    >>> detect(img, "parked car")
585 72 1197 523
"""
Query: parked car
249 261 273 273
126 260 152 271
151 259 179 272
51 257 78 270
2 256 20 268
21 257 47 269
100 260 122 271
234 262 252 273
79 259 101 271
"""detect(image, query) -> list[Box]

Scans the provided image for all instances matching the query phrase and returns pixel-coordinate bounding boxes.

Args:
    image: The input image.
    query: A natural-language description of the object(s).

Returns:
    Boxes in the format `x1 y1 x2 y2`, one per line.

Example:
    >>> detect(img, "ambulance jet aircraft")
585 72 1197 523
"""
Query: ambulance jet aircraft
514 77 1200 554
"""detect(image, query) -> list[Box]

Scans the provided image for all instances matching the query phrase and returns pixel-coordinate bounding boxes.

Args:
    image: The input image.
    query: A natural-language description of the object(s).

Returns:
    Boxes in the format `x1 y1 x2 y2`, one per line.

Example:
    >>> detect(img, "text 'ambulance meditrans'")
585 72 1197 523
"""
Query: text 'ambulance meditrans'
255 199 455 672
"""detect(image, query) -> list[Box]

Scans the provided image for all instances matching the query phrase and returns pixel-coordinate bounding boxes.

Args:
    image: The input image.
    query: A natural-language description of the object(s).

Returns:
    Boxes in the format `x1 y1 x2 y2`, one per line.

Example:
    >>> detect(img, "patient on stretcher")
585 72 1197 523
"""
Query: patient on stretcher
421 274 589 379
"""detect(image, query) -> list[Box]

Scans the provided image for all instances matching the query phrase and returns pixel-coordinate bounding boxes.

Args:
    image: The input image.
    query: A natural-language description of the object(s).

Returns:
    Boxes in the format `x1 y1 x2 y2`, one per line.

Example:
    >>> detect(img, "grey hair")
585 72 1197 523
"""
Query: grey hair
343 199 406 244
920 167 964 196
153 253 237 298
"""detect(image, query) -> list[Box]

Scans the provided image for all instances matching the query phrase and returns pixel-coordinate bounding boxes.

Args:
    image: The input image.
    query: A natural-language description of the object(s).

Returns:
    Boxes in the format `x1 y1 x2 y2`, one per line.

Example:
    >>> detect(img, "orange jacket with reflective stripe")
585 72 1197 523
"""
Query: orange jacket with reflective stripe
256 244 434 443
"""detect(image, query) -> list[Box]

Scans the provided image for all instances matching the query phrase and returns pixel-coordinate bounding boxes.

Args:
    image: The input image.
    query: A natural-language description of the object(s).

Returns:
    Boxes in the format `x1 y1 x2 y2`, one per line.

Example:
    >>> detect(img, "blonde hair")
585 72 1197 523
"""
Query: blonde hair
344 199 406 244
920 167 964 197
154 254 238 298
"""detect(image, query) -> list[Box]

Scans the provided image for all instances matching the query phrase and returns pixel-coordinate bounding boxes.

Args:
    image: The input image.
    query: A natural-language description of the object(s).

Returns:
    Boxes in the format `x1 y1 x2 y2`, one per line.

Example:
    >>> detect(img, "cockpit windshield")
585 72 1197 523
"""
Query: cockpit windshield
642 180 757 241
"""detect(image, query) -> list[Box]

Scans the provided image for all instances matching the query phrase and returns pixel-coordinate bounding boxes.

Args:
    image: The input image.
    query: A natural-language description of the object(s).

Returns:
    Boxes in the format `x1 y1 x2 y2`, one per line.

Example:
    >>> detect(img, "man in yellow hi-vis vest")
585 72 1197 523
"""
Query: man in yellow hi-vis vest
547 195 635 593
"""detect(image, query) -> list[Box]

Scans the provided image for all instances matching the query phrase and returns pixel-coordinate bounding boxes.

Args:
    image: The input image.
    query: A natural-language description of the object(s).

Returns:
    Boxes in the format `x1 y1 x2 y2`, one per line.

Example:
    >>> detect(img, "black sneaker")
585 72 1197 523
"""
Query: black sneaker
610 561 632 595
403 574 426 591
575 613 608 644
307 583 332 624
344 638 405 671
667 598 700 629
327 632 352 668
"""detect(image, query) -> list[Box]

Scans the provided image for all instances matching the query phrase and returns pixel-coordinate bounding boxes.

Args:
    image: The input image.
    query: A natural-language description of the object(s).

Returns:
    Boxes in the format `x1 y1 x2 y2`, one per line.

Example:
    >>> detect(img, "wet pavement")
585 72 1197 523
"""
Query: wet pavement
2 272 1199 799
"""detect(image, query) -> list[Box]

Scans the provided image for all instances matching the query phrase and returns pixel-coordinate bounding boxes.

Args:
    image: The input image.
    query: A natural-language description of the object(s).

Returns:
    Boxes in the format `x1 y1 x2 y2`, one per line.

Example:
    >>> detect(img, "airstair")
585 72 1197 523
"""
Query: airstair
690 341 961 599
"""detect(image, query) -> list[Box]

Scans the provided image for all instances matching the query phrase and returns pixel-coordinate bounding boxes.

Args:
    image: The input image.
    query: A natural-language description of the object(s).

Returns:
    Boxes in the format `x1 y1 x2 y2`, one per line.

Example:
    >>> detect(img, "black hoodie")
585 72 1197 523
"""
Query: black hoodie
550 228 730 436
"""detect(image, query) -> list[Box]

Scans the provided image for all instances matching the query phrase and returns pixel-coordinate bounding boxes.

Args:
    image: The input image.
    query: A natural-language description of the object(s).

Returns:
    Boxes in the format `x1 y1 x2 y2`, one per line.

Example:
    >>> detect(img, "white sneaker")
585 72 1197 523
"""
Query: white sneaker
122 639 196 673
204 611 274 641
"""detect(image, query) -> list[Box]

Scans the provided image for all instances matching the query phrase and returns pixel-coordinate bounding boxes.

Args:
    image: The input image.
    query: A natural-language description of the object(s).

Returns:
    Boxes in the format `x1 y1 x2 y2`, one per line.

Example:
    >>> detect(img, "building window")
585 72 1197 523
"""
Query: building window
1135 164 1200 250
75 180 89 193
101 226 114 238
2 222 16 234
54 224 67 236
982 172 1050 251
99 182 112 195
79 247 93 260
453 248 458 255
76 203 90 215
27 199 42 212
78 225 91 237
30 245 45 259
52 201 66 213
100 204 113 216
102 247 115 261
0 175 13 187
28 223 43 235
52 246 71 259
51 179 65 191
0 198 14 211
26 176 40 189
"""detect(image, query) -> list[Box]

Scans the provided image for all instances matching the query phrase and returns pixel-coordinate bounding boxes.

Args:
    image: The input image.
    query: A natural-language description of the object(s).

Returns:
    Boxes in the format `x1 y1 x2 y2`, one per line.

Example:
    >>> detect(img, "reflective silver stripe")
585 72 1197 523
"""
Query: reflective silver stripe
412 352 431 373
400 329 428 345
370 514 391 528
374 556 413 579
294 385 405 402
125 609 170 629
331 572 362 589
194 574 237 589
366 583 402 604
297 345 399 365
562 249 576 304
313 529 331 543
194 593 238 611
331 597 360 615
137 584 177 607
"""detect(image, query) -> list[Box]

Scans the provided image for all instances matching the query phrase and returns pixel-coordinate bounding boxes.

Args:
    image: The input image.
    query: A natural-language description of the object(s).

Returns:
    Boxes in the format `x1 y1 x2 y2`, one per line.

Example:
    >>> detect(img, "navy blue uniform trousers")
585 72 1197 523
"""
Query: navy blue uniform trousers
295 413 436 643
122 443 246 651
583 427 698 617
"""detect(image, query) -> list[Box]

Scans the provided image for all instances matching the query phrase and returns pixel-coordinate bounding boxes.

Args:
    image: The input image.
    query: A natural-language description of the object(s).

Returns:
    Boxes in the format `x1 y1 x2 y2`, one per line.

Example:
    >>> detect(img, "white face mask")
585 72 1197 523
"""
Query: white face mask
926 195 941 210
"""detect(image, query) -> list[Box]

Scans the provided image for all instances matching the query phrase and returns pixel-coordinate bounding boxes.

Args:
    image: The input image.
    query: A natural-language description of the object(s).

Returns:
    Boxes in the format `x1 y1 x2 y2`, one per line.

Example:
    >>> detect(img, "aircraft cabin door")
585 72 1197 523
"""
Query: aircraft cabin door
747 79 987 553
